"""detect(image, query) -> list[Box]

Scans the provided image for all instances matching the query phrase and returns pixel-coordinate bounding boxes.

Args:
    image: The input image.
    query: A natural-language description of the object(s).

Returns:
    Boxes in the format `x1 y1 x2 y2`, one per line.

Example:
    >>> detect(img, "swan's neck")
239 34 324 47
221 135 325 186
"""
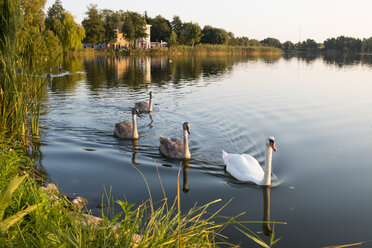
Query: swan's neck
183 130 190 159
263 145 273 186
148 97 153 112
132 114 139 139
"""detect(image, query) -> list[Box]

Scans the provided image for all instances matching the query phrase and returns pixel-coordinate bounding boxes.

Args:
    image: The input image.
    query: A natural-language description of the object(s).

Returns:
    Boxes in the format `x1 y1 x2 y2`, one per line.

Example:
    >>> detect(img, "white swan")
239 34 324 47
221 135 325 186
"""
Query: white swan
114 108 143 139
222 137 277 186
134 91 153 112
159 122 191 159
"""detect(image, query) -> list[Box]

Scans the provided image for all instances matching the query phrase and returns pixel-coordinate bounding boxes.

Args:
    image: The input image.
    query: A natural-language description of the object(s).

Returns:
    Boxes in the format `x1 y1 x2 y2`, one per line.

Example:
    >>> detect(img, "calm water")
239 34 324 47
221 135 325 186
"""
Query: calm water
29 54 372 247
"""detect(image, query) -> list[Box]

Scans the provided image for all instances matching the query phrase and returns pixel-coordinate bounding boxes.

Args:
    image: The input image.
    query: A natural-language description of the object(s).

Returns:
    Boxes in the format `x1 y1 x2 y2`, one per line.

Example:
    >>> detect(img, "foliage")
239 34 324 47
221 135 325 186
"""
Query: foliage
102 9 120 44
45 0 64 30
168 31 178 47
297 39 319 51
324 36 362 53
171 15 183 41
282 41 295 50
362 37 372 53
17 0 47 55
261 37 282 48
0 174 40 233
82 4 105 45
148 15 171 42
0 0 45 141
121 11 147 48
58 12 85 52
181 22 202 47
201 25 229 45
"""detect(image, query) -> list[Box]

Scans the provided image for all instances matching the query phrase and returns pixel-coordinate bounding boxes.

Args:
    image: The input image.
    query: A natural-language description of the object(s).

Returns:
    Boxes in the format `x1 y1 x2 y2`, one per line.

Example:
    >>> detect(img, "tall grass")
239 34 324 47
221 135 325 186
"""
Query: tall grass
0 0 46 144
127 44 282 56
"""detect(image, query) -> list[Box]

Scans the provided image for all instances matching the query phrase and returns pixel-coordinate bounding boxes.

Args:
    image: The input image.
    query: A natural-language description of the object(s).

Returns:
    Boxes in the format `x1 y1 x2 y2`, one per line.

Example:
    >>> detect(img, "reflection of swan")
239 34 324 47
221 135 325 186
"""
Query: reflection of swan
114 108 143 139
148 112 153 128
159 122 191 159
262 186 272 236
222 137 277 186
182 161 190 193
132 139 138 164
135 91 153 112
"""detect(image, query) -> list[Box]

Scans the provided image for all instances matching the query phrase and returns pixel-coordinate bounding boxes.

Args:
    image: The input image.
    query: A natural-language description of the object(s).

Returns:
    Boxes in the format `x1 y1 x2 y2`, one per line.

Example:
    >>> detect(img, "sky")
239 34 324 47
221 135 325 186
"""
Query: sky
45 0 372 43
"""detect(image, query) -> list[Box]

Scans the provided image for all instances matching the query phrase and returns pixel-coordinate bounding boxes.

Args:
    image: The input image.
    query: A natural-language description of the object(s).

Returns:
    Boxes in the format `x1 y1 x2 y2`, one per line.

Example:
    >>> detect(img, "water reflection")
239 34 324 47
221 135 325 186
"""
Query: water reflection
132 139 138 164
182 160 190 193
262 186 272 236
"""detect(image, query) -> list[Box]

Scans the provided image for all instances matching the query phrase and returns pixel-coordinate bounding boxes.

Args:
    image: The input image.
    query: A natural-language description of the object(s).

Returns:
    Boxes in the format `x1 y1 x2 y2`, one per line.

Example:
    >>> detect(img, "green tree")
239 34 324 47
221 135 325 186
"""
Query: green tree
45 0 64 31
283 41 294 50
362 37 372 53
148 15 171 42
82 4 105 45
17 0 47 54
59 12 85 52
102 9 120 45
182 22 202 47
171 15 183 42
168 30 178 47
201 25 229 45
121 11 147 48
261 37 282 48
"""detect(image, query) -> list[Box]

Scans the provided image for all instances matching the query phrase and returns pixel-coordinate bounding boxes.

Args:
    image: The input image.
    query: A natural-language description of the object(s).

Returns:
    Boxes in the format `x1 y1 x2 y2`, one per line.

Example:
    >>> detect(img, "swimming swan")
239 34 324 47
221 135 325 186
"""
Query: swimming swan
135 91 153 112
222 137 277 186
159 122 191 159
114 108 143 139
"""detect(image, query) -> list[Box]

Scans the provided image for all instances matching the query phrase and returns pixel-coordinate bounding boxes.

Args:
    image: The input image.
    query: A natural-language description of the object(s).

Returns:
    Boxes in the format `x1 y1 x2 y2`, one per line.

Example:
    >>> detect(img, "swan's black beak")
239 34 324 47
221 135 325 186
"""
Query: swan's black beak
186 125 191 135
270 141 277 151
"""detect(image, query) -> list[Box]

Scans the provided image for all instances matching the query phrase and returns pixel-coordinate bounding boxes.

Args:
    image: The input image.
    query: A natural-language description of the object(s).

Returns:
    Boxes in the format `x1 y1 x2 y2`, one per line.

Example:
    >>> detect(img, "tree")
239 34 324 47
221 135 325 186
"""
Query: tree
362 37 372 53
249 39 261 46
45 1 84 52
297 39 319 51
148 15 171 42
181 22 202 47
171 15 183 43
261 37 282 48
59 12 85 52
121 11 147 48
82 4 105 45
45 0 64 30
17 0 48 54
168 31 178 47
201 25 229 45
101 9 120 45
282 41 294 50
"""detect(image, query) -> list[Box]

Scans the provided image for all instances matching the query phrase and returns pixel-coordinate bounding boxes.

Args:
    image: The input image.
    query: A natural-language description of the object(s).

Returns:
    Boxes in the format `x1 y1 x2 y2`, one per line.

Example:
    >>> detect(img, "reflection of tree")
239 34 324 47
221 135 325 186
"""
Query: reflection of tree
323 53 372 68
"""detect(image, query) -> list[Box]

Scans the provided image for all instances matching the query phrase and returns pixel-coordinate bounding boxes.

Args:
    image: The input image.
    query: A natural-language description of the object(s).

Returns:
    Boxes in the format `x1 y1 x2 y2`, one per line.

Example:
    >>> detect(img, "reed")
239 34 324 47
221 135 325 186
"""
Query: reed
125 44 282 56
0 0 46 144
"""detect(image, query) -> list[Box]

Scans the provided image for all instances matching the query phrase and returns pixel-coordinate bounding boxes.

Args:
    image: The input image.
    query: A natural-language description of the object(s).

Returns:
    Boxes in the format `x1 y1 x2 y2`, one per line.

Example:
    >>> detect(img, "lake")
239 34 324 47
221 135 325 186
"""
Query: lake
29 53 372 247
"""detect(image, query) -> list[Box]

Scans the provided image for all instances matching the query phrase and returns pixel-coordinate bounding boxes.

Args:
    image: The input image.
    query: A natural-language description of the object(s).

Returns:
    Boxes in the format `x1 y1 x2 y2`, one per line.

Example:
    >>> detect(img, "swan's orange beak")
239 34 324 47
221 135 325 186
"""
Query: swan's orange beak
270 142 277 151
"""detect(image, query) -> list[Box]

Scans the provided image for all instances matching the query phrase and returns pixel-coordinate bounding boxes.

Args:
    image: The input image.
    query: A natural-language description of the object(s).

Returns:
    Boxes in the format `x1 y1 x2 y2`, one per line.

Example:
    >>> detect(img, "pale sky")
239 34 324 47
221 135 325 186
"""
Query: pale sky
45 0 372 43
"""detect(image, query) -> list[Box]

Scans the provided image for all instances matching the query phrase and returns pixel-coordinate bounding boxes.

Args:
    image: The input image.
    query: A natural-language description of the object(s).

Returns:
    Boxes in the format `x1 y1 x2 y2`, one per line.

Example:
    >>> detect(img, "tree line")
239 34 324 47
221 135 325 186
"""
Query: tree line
13 0 372 54
266 36 372 53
